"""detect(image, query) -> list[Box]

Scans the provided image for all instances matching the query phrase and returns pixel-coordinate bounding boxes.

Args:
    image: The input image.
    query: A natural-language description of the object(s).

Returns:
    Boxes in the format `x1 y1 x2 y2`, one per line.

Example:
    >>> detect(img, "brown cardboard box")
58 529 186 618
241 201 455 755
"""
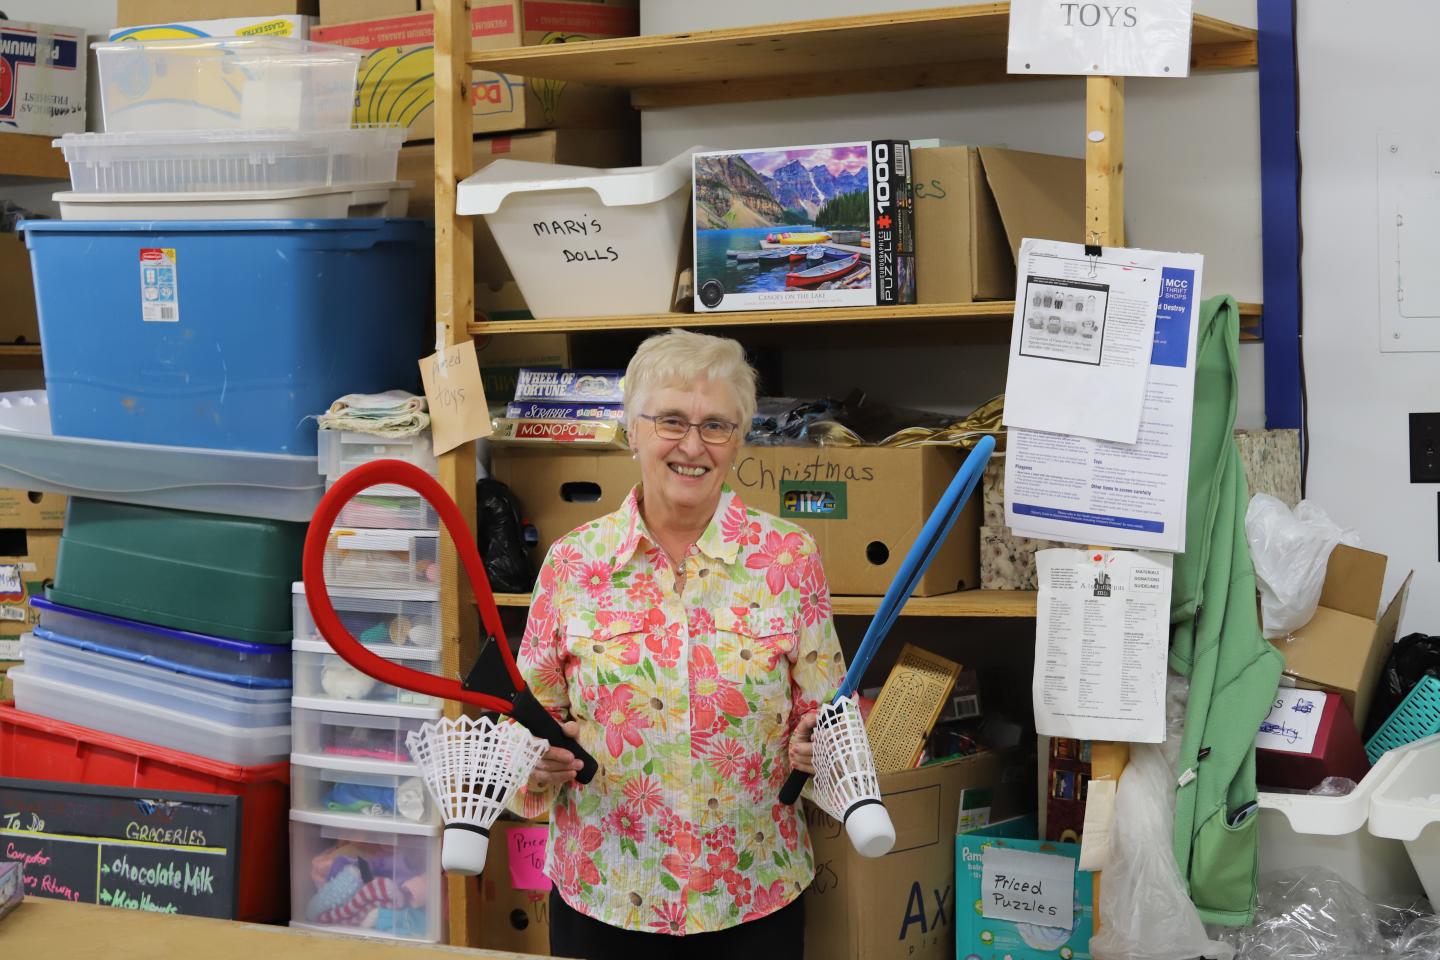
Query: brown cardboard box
0 530 60 640
912 146 1084 303
479 820 551 954
0 661 17 701
490 449 636 559
117 0 317 25
803 748 1032 960
320 0 429 26
1268 544 1412 728
0 233 40 345
0 490 66 530
313 1 638 142
400 128 638 285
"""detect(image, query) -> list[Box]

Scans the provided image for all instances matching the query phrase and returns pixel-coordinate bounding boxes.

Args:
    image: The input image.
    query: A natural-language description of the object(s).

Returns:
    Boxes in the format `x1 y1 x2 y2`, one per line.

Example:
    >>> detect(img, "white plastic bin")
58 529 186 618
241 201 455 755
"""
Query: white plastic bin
289 809 442 943
456 148 700 318
55 182 411 221
291 583 441 651
291 697 440 766
1368 733 1440 906
9 667 290 765
292 638 442 709
1258 735 1430 902
318 430 437 485
323 529 439 590
291 752 438 826
56 127 405 194
94 37 360 132
335 491 439 532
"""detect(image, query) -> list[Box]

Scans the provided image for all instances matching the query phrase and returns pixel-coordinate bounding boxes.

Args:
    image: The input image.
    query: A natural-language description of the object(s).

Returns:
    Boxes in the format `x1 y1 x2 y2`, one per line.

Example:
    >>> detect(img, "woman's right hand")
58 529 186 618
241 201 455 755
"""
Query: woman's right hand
527 720 584 791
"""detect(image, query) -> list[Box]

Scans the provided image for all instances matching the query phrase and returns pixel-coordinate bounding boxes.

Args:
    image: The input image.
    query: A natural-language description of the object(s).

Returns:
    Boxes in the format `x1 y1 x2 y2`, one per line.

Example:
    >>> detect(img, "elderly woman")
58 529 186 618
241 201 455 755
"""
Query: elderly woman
513 329 845 959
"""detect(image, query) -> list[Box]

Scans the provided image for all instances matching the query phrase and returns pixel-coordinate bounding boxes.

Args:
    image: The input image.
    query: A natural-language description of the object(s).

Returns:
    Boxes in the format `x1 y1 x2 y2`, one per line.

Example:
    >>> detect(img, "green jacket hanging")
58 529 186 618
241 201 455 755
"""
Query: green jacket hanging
1169 294 1285 927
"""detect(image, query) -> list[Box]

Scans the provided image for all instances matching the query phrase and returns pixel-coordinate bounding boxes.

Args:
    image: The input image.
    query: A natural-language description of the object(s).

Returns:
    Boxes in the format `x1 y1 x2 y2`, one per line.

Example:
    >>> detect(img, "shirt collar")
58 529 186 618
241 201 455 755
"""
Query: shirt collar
614 484 746 568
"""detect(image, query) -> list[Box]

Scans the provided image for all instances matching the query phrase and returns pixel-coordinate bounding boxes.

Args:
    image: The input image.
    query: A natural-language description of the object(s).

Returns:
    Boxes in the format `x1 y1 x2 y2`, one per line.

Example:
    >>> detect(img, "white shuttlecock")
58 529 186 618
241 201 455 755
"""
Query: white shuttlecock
405 715 548 875
811 695 896 858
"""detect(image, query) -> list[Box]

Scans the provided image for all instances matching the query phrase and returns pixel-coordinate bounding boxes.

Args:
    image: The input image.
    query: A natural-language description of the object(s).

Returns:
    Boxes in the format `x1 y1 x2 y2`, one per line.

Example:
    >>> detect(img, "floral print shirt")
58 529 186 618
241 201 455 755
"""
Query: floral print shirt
515 484 845 935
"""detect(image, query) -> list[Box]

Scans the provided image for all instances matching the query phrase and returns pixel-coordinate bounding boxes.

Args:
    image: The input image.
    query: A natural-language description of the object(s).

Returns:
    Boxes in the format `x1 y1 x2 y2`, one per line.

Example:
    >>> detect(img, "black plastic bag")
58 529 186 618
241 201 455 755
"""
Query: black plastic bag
476 477 536 595
1365 632 1440 739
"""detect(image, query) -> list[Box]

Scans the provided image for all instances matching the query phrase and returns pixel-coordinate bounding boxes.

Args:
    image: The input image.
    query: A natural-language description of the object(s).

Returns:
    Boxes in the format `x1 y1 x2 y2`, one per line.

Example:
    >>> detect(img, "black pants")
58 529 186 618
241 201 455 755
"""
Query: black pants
548 888 804 960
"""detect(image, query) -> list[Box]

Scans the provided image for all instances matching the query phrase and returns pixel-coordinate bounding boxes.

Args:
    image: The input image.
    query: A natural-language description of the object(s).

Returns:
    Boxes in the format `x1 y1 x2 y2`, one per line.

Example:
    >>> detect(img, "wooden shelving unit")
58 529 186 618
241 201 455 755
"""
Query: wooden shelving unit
0 133 67 180
492 588 1038 618
0 345 43 368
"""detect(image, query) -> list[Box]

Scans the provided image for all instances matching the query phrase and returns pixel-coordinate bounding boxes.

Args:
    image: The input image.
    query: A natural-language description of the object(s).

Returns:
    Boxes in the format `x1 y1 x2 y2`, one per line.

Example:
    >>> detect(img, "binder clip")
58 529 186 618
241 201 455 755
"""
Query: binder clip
1083 243 1102 277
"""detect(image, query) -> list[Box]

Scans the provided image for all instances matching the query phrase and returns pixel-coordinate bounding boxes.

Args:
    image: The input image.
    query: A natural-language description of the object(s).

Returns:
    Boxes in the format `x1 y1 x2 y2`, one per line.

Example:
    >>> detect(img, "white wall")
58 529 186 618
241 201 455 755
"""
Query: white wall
641 0 1266 422
1300 0 1438 635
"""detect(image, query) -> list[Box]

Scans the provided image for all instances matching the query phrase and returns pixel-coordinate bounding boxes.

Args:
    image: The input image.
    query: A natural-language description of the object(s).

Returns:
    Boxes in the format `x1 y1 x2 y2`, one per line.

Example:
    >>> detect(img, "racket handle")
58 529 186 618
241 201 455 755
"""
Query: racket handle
779 769 811 806
510 685 599 785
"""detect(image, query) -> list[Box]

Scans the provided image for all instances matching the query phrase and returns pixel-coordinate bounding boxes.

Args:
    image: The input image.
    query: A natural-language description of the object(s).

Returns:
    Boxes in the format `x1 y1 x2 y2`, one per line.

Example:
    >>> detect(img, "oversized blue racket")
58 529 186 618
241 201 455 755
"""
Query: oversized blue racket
779 435 996 805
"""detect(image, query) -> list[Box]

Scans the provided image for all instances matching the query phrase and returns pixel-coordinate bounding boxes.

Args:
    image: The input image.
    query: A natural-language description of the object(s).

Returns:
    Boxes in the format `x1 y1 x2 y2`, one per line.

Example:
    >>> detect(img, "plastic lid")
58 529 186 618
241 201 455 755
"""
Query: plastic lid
291 636 439 663
55 126 406 149
291 581 440 602
92 35 362 61
31 596 285 656
32 624 292 690
54 181 412 204
457 146 706 215
290 806 440 837
289 750 422 777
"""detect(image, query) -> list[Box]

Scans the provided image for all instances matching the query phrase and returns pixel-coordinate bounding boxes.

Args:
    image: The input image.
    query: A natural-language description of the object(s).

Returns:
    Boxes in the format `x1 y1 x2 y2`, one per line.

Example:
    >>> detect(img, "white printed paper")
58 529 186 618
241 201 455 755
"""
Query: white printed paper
1005 249 1204 553
1033 549 1172 743
139 247 180 323
1007 0 1193 78
1255 688 1325 755
981 845 1076 926
1003 240 1165 444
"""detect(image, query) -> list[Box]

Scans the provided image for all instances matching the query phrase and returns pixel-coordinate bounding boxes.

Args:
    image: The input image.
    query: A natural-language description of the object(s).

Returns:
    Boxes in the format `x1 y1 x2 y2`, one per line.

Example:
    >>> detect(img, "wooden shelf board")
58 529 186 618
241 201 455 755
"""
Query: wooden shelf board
0 345 41 357
0 133 67 180
468 5 1256 107
491 589 1037 618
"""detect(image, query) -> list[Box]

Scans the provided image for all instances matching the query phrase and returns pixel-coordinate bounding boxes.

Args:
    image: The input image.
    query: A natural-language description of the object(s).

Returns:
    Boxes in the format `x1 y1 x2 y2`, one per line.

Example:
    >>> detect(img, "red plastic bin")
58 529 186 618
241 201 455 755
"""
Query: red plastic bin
0 702 289 922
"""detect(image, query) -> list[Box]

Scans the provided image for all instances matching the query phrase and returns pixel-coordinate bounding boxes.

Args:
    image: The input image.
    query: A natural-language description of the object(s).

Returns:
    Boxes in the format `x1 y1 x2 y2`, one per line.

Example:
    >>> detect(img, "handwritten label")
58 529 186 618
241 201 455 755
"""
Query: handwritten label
530 216 620 264
1255 687 1325 755
506 826 551 891
980 845 1075 926
420 339 491 456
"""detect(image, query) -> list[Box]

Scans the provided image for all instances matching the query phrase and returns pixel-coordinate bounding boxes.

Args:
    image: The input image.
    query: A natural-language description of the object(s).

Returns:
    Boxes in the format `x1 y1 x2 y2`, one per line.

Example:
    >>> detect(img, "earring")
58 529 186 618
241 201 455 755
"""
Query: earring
631 452 638 460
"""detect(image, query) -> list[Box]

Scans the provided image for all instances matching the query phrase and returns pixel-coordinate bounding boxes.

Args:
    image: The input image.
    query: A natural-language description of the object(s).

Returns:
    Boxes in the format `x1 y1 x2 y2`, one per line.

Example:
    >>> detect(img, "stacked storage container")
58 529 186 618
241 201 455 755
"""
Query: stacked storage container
287 428 444 943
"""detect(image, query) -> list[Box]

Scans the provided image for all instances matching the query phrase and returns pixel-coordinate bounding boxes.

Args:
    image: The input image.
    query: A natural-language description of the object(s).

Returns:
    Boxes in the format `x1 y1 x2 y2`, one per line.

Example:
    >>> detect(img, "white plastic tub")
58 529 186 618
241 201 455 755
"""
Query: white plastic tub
1258 735 1429 902
1368 733 1440 906
289 809 442 943
291 697 441 766
457 148 700 318
94 36 360 132
291 751 438 826
55 182 411 221
292 638 441 709
323 529 439 590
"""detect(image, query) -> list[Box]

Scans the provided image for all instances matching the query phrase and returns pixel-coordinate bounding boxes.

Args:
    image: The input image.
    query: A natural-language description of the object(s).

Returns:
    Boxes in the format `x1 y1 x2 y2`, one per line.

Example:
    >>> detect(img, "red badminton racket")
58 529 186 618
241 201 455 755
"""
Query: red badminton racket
301 458 597 784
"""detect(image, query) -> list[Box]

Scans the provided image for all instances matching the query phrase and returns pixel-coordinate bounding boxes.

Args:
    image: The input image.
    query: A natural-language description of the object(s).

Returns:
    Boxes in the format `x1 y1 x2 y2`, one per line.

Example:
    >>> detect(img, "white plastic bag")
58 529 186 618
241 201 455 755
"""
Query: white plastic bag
1245 494 1360 640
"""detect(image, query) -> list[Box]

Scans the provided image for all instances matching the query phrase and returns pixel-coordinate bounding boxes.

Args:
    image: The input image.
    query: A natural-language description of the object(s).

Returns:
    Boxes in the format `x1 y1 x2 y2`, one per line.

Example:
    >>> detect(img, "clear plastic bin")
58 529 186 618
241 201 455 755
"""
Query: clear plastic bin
290 751 438 826
322 529 439 590
94 36 360 132
318 430 438 486
289 809 442 943
291 698 441 766
292 638 441 709
335 491 439 531
30 596 292 687
291 583 440 651
55 181 411 221
10 667 290 766
21 632 292 727
56 127 406 194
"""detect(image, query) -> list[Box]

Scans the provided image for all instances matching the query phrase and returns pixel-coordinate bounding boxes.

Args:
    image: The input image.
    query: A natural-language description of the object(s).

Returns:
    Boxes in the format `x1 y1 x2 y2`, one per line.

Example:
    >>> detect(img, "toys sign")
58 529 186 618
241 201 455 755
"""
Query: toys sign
1007 0 1193 78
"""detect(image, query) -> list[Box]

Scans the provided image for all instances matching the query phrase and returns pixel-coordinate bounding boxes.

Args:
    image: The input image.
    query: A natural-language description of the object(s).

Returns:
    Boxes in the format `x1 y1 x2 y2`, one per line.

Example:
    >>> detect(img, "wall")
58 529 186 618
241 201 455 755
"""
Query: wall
1300 0 1437 635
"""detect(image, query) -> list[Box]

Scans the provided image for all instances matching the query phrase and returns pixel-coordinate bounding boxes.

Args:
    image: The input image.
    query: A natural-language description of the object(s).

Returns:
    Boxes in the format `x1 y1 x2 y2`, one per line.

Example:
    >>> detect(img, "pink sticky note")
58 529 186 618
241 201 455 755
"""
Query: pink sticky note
507 826 551 891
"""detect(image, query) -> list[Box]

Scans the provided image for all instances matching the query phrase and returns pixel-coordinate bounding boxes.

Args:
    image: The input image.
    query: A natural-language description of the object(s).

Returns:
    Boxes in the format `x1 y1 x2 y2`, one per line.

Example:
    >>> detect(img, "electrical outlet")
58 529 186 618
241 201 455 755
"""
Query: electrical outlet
1411 413 1440 483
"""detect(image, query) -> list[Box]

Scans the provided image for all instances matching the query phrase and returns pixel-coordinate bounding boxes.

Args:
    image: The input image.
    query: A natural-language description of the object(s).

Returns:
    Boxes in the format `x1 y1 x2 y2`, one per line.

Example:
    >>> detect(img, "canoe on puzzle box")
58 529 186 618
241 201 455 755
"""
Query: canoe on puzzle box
49 498 304 645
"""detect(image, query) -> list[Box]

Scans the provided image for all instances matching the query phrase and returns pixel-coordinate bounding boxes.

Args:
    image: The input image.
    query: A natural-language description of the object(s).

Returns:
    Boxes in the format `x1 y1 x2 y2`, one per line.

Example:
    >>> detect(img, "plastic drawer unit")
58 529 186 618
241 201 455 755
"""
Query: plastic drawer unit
318 429 438 485
321 528 440 590
291 583 440 651
291 697 441 766
290 751 439 827
292 638 441 709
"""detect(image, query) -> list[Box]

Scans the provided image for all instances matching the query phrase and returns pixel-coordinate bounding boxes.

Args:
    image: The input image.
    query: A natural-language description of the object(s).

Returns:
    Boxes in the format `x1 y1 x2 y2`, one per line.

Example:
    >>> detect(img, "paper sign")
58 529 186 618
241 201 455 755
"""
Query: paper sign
981 844 1076 927
506 826 551 892
1007 0 1194 78
419 339 491 456
1255 687 1325 754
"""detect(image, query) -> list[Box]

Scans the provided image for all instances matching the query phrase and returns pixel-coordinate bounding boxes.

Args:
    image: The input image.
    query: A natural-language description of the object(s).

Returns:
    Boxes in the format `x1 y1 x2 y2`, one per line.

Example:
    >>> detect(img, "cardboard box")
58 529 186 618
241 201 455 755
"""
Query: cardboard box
400 128 639 284
0 661 17 702
1268 544 1411 728
321 0 430 26
479 820 551 954
313 1 638 142
0 490 66 529
803 748 1032 960
489 449 636 556
108 15 311 39
0 20 86 137
911 146 1084 303
117 0 317 26
0 233 39 344
0 529 60 640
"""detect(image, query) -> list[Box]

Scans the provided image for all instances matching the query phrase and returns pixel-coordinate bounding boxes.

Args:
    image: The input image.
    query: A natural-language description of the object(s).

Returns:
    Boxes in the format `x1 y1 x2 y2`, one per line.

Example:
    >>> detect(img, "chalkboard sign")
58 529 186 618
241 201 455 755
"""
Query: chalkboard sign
0 778 240 918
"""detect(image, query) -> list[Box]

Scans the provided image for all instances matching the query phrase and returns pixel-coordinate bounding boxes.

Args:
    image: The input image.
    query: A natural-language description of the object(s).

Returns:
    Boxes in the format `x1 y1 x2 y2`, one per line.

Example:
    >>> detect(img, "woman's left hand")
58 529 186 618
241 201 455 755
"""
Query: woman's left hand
788 712 819 775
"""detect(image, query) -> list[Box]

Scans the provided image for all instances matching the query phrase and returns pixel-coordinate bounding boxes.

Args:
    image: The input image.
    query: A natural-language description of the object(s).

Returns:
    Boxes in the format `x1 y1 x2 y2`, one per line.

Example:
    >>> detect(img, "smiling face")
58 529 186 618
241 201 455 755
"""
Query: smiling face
631 378 743 523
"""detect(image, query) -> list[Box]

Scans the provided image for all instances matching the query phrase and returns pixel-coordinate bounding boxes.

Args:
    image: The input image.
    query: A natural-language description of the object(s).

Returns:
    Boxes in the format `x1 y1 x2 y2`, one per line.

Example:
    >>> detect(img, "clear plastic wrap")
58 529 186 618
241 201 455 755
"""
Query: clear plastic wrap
1245 494 1360 640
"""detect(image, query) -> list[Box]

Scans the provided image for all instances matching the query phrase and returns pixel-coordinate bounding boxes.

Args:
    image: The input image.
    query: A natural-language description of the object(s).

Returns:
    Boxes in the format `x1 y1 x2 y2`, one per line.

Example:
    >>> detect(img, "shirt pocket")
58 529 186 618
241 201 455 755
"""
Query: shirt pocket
564 611 661 719
712 607 798 719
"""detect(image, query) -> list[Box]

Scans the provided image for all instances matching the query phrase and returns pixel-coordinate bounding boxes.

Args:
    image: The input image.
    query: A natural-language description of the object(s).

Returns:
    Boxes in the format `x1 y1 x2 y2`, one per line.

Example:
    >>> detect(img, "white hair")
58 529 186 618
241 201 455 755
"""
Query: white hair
623 329 757 436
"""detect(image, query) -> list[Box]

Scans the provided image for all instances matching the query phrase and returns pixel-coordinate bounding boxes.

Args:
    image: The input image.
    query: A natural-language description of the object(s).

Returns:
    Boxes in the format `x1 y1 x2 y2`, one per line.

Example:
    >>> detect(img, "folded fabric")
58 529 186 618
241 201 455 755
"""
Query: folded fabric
318 391 431 437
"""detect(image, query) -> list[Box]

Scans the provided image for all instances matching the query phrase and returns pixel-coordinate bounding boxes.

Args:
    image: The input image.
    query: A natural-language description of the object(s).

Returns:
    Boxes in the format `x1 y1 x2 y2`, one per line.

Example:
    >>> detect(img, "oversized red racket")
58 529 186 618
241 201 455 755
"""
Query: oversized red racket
301 458 598 784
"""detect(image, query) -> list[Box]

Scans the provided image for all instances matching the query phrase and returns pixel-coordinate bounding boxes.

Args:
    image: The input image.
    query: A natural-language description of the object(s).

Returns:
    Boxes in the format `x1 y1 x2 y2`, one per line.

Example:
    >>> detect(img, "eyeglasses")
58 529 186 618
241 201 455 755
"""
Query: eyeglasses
637 414 739 445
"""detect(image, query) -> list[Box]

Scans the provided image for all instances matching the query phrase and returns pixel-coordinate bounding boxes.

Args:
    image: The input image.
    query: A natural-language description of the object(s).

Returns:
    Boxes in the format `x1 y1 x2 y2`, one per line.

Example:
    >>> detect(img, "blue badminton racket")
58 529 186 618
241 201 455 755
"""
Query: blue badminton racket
778 434 996 805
